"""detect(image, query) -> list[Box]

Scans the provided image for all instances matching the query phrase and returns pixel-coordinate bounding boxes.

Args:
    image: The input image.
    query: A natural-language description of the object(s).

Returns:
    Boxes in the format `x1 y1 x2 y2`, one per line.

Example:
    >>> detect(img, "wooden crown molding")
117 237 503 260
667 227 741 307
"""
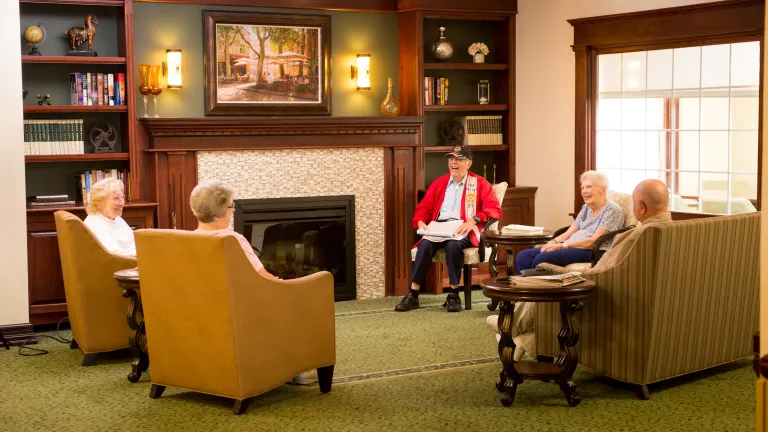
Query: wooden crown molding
134 0 397 12
397 0 516 13
140 117 425 151
568 0 764 49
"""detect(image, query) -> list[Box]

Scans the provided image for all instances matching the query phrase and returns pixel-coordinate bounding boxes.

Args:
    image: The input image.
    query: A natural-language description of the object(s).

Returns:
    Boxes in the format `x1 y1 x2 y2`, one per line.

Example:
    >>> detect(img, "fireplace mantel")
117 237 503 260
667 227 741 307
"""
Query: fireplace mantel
139 116 423 297
139 117 425 151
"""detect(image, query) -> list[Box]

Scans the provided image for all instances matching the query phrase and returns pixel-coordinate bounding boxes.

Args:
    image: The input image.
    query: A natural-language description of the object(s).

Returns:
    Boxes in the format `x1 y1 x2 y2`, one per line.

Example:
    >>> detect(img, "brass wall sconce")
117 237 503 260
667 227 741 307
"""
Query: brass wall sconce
351 54 371 90
162 49 182 89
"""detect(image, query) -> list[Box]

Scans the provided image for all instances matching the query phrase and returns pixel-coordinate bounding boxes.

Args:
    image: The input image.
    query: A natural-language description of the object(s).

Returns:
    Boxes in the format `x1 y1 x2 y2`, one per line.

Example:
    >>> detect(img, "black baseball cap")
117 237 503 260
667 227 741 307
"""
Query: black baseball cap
445 145 472 160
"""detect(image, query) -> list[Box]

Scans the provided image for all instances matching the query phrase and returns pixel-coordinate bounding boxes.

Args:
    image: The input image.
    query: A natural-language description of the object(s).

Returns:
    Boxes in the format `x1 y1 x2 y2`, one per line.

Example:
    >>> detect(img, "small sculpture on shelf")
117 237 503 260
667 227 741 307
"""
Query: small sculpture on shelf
468 42 489 64
431 26 453 62
36 93 52 105
440 120 465 146
89 124 118 153
23 23 47 56
380 78 400 116
65 14 99 56
478 80 490 105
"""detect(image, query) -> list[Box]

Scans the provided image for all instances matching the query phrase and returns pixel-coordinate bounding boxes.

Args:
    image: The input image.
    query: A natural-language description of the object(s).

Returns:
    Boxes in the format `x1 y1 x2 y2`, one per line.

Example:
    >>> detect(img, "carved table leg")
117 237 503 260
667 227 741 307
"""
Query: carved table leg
487 244 500 311
555 300 584 407
123 287 149 383
497 300 523 406
505 246 516 276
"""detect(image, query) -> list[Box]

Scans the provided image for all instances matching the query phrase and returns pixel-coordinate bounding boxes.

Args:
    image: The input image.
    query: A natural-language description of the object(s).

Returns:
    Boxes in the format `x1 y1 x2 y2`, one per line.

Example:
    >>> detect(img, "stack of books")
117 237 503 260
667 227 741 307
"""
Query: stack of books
455 115 504 145
501 224 545 235
28 194 75 207
75 169 131 204
514 272 586 287
69 72 126 106
424 76 449 105
23 119 84 155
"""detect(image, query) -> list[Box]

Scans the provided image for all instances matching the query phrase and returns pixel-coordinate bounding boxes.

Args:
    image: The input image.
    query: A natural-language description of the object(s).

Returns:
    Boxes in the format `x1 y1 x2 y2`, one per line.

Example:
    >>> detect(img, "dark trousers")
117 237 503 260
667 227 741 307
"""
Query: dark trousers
412 237 473 286
515 247 604 275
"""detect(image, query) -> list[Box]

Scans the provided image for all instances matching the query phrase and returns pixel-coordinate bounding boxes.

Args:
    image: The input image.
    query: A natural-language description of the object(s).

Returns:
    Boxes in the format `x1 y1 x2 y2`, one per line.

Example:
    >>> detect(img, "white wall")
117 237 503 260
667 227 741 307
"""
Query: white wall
516 0 727 230
0 1 29 326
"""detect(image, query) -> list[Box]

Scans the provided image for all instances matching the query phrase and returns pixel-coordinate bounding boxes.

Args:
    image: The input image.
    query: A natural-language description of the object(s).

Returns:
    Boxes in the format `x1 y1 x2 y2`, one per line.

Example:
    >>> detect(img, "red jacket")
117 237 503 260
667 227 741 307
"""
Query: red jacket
413 172 502 248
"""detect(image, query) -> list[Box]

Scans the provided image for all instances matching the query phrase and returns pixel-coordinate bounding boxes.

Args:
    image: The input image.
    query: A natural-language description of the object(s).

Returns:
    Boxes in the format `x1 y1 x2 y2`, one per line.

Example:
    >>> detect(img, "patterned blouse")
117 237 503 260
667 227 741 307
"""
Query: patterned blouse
568 201 625 250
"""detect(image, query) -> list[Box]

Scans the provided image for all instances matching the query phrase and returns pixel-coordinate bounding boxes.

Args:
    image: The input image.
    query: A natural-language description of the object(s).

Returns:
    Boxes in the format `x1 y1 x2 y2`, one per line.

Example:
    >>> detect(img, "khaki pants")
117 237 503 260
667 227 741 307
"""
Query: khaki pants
487 301 536 361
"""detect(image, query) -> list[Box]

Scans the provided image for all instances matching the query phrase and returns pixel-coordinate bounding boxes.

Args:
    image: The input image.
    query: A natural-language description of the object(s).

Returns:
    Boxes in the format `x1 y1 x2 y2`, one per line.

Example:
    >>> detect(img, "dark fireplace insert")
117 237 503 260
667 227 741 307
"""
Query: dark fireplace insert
233 195 356 301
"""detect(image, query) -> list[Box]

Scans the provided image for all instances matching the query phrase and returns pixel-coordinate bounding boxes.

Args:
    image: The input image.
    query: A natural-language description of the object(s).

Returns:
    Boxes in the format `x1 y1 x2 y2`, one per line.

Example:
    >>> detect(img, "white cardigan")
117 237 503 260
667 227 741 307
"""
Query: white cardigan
83 213 136 257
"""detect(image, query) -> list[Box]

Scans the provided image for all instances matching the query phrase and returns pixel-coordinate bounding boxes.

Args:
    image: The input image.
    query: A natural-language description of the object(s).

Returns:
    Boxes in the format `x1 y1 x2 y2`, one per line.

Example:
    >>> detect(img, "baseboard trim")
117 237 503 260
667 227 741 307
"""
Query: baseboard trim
0 323 36 346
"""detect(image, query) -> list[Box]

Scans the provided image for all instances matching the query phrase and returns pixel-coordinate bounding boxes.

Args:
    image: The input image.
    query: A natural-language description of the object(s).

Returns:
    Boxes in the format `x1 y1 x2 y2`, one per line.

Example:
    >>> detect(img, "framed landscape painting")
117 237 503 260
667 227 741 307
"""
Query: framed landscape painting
204 11 331 116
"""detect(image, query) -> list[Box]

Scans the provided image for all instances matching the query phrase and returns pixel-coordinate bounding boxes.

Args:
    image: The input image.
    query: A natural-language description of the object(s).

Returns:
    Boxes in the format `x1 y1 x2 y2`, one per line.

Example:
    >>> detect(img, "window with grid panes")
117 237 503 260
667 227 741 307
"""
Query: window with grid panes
596 41 760 215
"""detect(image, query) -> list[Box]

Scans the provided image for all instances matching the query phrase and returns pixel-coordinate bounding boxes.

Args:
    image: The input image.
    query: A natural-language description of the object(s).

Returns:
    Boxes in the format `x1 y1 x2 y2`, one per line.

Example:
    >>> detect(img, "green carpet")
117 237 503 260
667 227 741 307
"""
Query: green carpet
0 293 755 431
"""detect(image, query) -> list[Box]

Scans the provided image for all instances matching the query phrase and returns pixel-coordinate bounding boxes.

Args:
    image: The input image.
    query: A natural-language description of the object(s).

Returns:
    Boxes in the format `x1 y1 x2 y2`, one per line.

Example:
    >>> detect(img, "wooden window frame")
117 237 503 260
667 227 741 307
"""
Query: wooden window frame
569 0 764 218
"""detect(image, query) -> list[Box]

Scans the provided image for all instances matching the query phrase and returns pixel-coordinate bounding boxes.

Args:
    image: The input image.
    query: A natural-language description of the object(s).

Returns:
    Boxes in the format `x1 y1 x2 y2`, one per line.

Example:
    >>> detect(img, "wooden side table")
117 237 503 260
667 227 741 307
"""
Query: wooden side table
114 268 149 383
481 277 596 407
482 230 553 311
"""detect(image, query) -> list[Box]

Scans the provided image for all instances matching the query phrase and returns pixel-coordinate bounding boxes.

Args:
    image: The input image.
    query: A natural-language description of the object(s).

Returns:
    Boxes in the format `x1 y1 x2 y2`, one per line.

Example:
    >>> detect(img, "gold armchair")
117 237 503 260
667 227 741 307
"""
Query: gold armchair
134 229 336 414
53 211 135 365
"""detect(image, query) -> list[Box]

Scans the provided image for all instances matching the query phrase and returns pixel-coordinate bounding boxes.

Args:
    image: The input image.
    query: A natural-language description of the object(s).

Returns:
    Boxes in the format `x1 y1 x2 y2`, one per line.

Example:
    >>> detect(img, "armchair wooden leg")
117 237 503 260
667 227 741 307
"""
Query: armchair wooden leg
149 384 166 399
318 365 334 393
634 384 650 400
69 339 79 349
233 398 251 415
463 264 472 310
82 353 98 366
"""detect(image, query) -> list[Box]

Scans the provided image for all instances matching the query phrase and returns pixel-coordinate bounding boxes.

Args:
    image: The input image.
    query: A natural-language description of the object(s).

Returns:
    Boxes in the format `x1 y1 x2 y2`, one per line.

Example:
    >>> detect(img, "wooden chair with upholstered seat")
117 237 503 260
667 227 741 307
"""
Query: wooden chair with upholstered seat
411 181 508 310
53 211 135 366
134 229 337 414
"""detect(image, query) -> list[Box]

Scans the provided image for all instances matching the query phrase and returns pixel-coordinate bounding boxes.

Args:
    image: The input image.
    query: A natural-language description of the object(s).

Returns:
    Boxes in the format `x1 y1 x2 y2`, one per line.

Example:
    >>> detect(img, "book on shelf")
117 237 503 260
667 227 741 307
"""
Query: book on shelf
28 194 69 203
455 115 503 145
29 200 77 207
424 76 449 106
501 224 546 235
75 169 131 204
70 72 123 106
23 119 84 155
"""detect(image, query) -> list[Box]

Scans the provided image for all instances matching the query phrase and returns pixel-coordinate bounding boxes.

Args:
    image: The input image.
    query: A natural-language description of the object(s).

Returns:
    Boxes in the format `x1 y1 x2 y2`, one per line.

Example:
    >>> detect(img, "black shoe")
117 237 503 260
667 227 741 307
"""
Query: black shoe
395 292 419 312
443 292 462 312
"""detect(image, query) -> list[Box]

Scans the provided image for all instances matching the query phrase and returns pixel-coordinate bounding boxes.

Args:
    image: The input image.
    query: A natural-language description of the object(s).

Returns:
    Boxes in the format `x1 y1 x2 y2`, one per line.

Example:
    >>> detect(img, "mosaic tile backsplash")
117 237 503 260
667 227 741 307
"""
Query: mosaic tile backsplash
197 148 386 299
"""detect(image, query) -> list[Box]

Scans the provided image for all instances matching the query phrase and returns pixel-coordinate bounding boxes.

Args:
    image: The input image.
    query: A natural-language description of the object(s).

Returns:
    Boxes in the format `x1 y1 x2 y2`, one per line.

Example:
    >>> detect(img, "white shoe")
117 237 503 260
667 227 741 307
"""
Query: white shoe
293 369 318 385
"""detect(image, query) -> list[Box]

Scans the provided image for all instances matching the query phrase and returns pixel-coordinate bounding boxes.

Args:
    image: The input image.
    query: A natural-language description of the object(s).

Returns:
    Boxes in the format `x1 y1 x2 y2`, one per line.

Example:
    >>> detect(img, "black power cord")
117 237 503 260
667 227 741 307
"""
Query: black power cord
18 317 72 356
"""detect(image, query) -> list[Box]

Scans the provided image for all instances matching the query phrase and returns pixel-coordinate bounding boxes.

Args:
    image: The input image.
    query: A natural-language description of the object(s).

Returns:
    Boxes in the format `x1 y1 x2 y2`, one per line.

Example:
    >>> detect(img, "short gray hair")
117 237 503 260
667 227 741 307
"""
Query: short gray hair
580 170 609 188
86 178 124 215
189 180 235 223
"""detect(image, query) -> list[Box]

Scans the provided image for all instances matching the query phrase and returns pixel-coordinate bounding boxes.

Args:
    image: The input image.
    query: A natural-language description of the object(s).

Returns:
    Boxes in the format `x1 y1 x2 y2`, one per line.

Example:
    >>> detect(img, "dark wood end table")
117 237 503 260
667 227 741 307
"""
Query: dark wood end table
481 277 596 407
114 268 149 383
482 230 553 311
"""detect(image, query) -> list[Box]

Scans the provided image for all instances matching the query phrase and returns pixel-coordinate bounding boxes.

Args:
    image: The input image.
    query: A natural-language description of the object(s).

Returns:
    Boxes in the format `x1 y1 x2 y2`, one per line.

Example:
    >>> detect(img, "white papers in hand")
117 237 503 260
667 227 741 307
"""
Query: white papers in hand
416 220 464 242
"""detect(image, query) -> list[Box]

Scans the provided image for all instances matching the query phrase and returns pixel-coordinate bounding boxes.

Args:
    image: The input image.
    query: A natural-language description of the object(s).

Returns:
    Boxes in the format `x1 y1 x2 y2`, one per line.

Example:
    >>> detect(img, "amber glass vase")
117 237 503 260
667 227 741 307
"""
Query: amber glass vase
150 65 162 118
380 78 400 116
138 64 152 118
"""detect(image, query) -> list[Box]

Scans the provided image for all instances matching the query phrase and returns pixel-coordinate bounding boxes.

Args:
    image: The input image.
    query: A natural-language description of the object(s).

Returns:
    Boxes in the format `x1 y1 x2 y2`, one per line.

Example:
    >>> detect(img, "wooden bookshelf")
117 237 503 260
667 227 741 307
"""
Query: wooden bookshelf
424 145 508 153
25 153 130 163
26 200 157 214
423 63 508 70
20 0 124 5
22 55 127 64
23 105 128 113
423 104 508 112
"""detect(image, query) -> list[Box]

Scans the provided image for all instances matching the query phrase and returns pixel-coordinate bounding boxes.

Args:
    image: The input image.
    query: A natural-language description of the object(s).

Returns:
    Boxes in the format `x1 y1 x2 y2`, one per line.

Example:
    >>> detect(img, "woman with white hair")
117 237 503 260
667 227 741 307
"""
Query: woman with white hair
83 177 136 257
515 170 624 273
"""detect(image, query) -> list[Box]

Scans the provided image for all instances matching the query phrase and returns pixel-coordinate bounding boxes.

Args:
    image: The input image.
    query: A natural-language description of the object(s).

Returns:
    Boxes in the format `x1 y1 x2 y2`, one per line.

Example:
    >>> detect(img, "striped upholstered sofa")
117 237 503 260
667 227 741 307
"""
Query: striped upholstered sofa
535 212 760 399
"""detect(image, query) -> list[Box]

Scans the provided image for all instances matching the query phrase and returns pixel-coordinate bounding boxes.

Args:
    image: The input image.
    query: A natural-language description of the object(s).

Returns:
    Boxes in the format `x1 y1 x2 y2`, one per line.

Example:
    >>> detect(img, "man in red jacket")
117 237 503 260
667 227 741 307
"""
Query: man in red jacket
395 146 502 312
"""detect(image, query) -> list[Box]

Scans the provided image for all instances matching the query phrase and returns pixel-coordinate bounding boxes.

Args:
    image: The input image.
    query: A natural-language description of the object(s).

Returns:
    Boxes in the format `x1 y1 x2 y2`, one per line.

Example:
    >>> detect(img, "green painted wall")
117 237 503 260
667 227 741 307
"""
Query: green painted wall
133 3 399 117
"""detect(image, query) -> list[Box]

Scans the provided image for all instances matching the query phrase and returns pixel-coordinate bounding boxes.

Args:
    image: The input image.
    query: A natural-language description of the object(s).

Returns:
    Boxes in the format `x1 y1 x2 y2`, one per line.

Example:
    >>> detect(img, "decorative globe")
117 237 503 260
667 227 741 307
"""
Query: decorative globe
24 25 44 44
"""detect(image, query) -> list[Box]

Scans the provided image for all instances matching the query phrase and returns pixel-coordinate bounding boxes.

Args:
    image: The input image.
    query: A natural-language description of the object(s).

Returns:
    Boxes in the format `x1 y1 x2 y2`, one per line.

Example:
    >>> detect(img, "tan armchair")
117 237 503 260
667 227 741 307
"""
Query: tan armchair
53 211 135 365
133 229 336 414
411 181 508 309
535 212 760 398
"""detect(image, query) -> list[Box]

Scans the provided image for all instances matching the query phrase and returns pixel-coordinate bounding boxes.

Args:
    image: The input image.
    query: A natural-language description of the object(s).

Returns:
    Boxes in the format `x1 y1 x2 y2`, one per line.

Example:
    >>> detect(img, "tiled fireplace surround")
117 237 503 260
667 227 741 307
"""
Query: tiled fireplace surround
140 117 423 300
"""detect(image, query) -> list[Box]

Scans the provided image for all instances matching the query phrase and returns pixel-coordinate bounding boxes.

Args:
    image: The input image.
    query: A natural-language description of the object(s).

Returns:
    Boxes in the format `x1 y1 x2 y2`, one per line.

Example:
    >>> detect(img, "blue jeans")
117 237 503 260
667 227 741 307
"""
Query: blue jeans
515 247 602 275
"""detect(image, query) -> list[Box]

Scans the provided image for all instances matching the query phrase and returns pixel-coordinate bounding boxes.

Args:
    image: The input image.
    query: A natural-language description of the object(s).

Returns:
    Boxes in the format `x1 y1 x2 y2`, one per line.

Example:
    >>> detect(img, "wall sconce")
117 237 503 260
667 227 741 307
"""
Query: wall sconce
351 54 371 90
162 49 182 89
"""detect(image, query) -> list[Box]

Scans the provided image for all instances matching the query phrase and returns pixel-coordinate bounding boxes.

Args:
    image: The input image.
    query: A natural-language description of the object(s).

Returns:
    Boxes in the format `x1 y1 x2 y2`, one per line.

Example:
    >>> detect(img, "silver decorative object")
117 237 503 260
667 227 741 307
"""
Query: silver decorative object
431 26 453 62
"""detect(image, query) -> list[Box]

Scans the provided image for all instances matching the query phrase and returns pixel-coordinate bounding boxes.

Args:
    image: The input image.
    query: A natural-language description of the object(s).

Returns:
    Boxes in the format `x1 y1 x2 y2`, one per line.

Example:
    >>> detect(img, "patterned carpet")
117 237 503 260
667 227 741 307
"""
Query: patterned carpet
0 294 755 431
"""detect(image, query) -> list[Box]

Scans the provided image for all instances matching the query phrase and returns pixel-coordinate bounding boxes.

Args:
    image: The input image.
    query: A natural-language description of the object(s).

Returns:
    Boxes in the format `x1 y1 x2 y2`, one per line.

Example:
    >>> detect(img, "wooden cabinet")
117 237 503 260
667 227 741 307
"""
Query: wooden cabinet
26 203 156 325
154 151 197 230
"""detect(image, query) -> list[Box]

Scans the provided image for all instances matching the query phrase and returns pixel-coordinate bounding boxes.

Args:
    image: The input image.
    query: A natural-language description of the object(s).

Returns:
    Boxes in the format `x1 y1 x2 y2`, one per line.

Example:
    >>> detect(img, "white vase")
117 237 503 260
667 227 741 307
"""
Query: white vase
473 53 485 64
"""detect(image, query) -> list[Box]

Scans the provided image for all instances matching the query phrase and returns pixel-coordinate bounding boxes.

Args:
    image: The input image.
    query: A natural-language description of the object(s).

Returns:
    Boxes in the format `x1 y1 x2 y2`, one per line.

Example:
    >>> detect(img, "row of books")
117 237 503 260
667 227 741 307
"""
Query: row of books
28 194 76 207
23 119 85 155
455 115 504 145
424 76 449 106
75 169 132 204
69 72 126 106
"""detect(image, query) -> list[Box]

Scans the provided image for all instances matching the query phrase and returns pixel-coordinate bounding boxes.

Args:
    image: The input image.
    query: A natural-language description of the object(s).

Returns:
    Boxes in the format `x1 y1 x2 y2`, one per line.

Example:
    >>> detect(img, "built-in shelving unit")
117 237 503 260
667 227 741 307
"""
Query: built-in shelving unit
25 153 130 163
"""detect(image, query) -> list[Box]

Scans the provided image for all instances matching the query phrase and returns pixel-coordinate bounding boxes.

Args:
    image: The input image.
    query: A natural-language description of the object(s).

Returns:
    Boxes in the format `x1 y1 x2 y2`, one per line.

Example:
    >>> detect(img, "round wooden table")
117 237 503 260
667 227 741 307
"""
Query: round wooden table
114 268 148 383
482 230 553 311
481 276 596 407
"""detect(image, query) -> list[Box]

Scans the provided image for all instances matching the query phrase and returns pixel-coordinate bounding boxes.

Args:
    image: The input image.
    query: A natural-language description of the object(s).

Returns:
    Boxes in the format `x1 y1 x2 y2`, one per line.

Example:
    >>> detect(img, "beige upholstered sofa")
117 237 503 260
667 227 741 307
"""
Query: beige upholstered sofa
535 212 759 398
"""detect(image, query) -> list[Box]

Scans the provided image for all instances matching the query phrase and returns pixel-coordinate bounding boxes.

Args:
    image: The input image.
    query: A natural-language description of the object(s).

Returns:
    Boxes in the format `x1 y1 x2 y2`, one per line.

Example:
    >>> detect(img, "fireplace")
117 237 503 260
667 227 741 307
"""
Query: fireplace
233 196 356 301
